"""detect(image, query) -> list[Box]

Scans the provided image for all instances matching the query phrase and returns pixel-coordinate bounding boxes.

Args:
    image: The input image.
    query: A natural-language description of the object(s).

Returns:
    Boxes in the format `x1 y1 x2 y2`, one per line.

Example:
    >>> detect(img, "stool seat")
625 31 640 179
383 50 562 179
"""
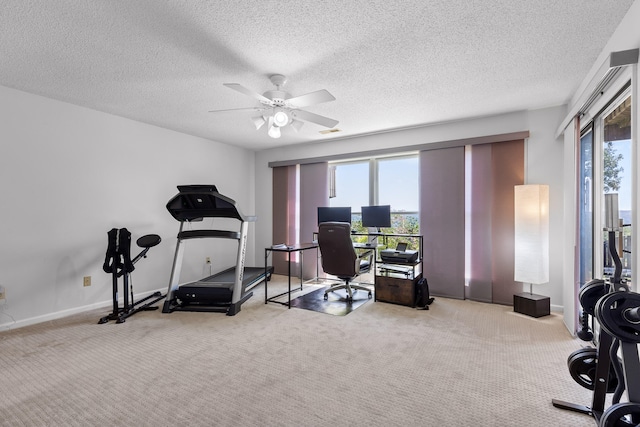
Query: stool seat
137 234 161 248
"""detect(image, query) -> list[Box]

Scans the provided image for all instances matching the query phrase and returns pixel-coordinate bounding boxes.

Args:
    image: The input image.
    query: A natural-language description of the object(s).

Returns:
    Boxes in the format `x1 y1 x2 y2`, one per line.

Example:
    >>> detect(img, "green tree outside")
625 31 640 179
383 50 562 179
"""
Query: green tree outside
603 141 624 193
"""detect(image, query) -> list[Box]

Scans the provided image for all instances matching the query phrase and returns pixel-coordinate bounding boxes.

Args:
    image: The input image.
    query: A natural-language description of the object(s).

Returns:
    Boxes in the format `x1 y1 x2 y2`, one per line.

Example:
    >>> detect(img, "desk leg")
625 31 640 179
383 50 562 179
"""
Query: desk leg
264 249 268 304
300 251 304 290
287 251 291 308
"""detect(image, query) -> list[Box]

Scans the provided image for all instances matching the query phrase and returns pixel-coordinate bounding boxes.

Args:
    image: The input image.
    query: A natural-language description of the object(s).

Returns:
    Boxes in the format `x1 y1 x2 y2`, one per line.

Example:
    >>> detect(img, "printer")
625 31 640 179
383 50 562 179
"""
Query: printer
380 242 419 263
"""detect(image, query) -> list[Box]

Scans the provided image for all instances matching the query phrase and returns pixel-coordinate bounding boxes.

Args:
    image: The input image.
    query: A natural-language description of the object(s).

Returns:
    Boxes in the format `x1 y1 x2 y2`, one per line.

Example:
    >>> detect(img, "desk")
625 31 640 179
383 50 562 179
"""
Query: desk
265 243 319 308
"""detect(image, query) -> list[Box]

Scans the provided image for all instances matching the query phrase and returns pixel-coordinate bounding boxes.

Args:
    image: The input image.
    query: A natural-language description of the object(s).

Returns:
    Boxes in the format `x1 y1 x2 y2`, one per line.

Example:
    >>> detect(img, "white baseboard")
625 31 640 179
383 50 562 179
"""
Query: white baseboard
551 304 563 313
0 288 166 332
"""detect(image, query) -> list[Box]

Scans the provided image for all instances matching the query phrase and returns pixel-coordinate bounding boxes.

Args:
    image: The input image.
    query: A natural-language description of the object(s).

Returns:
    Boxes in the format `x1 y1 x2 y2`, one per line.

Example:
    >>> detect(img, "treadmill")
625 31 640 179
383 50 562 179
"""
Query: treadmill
162 185 273 316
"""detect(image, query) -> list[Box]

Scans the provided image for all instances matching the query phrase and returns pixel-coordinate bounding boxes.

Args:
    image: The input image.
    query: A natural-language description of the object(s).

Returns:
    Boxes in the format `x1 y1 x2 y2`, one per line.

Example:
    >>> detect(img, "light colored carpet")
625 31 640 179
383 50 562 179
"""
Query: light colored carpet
0 275 596 426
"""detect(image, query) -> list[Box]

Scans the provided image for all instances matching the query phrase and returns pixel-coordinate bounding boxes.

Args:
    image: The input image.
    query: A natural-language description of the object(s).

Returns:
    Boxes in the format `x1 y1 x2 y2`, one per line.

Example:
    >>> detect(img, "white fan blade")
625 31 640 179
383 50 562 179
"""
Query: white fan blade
208 106 266 113
223 83 273 105
293 109 339 128
286 89 336 108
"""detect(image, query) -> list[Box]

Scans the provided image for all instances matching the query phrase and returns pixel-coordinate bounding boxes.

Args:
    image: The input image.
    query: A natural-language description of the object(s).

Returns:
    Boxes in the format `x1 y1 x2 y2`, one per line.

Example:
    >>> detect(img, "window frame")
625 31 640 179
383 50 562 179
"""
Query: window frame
330 153 419 215
329 153 420 241
580 73 635 287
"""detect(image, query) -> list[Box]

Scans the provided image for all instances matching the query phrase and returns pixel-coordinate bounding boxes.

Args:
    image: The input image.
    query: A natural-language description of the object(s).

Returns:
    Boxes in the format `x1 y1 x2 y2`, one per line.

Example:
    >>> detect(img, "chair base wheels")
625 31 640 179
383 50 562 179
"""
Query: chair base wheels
323 288 373 303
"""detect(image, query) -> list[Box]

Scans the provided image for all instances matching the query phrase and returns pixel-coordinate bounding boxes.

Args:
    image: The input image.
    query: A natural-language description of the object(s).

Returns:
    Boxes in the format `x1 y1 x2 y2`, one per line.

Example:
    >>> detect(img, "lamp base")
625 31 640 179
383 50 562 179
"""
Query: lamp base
514 292 550 318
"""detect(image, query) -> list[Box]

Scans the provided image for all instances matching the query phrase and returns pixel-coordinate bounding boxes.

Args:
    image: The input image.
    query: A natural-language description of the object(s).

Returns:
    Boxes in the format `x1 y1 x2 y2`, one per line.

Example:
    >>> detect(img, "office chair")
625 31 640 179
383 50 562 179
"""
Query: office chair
318 221 373 303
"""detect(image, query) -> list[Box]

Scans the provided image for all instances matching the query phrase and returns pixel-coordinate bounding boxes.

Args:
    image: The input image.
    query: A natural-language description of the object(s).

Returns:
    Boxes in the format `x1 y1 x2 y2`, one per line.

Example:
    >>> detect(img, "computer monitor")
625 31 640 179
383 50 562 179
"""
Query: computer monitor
361 205 391 230
317 206 352 225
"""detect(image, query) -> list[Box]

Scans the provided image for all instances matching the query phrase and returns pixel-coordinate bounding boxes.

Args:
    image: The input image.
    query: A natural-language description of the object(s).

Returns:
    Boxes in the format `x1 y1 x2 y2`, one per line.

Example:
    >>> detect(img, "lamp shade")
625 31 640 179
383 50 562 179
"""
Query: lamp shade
251 115 266 130
514 184 549 284
267 124 281 138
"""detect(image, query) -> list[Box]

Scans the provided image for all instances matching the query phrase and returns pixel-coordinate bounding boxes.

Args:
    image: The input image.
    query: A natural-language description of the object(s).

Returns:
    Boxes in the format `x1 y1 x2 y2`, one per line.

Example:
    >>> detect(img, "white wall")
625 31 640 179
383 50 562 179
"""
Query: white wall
0 85 255 329
255 106 567 309
526 107 567 308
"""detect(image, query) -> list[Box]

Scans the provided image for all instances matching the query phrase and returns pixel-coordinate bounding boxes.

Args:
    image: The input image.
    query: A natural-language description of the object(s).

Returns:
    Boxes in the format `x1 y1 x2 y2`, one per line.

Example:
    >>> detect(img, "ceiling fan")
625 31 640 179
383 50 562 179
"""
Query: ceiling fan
209 74 339 138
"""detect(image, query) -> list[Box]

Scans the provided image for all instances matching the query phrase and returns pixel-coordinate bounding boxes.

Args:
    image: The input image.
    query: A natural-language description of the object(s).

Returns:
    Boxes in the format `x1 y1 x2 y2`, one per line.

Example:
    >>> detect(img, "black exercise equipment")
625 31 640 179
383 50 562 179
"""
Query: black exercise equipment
600 403 640 427
595 292 640 344
552 223 628 423
99 228 164 324
577 310 594 341
594 291 640 426
162 185 273 316
553 287 640 425
567 347 619 393
577 279 607 341
580 279 608 316
553 196 640 425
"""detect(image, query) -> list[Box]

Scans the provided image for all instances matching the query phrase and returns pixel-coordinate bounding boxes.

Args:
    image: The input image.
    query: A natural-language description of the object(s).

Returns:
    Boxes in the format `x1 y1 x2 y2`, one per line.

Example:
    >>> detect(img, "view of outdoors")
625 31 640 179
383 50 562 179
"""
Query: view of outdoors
579 128 593 285
602 95 632 282
329 156 419 249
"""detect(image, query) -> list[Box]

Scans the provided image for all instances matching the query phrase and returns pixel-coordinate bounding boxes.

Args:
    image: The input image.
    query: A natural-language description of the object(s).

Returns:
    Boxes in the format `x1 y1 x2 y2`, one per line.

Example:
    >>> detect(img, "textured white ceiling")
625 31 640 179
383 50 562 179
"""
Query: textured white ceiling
0 1 635 150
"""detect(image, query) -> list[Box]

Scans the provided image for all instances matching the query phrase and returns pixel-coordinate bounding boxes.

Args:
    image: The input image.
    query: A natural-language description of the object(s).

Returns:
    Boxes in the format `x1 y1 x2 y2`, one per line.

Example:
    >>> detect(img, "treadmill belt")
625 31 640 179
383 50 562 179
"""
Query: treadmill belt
187 266 268 287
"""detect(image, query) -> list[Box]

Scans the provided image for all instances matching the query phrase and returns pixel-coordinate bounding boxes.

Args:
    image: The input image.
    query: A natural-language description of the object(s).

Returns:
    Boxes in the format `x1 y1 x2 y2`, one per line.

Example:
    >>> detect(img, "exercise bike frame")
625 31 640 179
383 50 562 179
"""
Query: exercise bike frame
99 231 165 324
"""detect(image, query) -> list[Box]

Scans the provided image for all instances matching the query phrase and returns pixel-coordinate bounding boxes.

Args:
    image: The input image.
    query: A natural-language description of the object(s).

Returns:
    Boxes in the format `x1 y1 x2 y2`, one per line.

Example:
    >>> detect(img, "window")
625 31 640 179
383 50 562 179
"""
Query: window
328 160 369 210
330 155 419 247
579 126 594 286
601 94 632 282
580 89 633 288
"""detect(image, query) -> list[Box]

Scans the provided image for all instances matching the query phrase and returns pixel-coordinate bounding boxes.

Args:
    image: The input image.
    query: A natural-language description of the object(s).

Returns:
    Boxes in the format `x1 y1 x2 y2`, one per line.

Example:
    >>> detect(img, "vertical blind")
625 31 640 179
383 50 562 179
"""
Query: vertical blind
299 163 329 279
419 140 524 302
467 144 493 302
419 147 466 299
487 140 524 304
272 163 328 279
272 165 297 275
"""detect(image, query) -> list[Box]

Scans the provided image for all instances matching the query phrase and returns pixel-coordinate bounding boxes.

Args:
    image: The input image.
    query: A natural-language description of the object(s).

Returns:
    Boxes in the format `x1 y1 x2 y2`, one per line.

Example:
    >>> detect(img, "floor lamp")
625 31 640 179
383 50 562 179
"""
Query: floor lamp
513 184 550 317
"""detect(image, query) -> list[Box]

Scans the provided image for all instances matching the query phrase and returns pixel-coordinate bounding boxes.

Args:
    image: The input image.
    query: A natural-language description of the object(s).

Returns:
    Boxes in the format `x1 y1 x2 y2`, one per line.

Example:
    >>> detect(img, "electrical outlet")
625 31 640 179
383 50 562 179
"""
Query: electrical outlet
0 286 5 300
206 257 211 264
83 276 91 287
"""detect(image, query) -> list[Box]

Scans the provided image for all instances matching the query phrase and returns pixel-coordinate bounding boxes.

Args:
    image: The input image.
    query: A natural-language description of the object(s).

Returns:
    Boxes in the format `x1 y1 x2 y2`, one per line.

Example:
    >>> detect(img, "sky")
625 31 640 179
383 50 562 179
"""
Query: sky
330 157 419 212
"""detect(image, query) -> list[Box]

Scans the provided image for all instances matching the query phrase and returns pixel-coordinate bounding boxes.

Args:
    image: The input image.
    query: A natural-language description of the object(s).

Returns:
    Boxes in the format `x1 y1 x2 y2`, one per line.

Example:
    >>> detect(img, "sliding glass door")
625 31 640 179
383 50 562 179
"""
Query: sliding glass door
579 126 594 286
580 89 633 292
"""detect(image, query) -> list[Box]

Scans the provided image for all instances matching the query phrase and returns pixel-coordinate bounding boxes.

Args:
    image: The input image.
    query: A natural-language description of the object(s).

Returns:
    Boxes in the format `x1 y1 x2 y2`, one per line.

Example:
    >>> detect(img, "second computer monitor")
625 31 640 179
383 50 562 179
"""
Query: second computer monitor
361 205 391 230
317 206 352 225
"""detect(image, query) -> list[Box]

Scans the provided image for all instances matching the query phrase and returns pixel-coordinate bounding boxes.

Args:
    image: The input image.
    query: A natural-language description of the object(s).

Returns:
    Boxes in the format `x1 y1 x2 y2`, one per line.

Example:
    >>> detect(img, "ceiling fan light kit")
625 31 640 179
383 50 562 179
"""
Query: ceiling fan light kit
267 124 281 138
211 74 339 139
251 115 266 130
272 108 290 127
290 119 304 132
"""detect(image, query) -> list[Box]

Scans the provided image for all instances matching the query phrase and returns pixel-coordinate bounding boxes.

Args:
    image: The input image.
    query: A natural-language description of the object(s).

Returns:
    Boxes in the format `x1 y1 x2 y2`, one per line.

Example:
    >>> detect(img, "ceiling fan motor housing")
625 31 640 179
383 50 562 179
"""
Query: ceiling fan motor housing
262 90 289 106
269 74 287 88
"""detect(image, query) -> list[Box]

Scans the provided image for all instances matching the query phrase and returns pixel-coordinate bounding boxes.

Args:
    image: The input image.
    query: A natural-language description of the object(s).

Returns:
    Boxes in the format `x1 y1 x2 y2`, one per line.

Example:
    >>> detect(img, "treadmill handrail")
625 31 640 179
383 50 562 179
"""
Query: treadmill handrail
178 230 241 240
166 186 255 222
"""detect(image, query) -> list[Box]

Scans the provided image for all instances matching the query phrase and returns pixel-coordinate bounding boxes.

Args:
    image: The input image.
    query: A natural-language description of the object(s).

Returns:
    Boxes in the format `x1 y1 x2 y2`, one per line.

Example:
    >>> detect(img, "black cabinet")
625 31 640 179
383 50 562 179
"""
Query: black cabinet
513 292 550 318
